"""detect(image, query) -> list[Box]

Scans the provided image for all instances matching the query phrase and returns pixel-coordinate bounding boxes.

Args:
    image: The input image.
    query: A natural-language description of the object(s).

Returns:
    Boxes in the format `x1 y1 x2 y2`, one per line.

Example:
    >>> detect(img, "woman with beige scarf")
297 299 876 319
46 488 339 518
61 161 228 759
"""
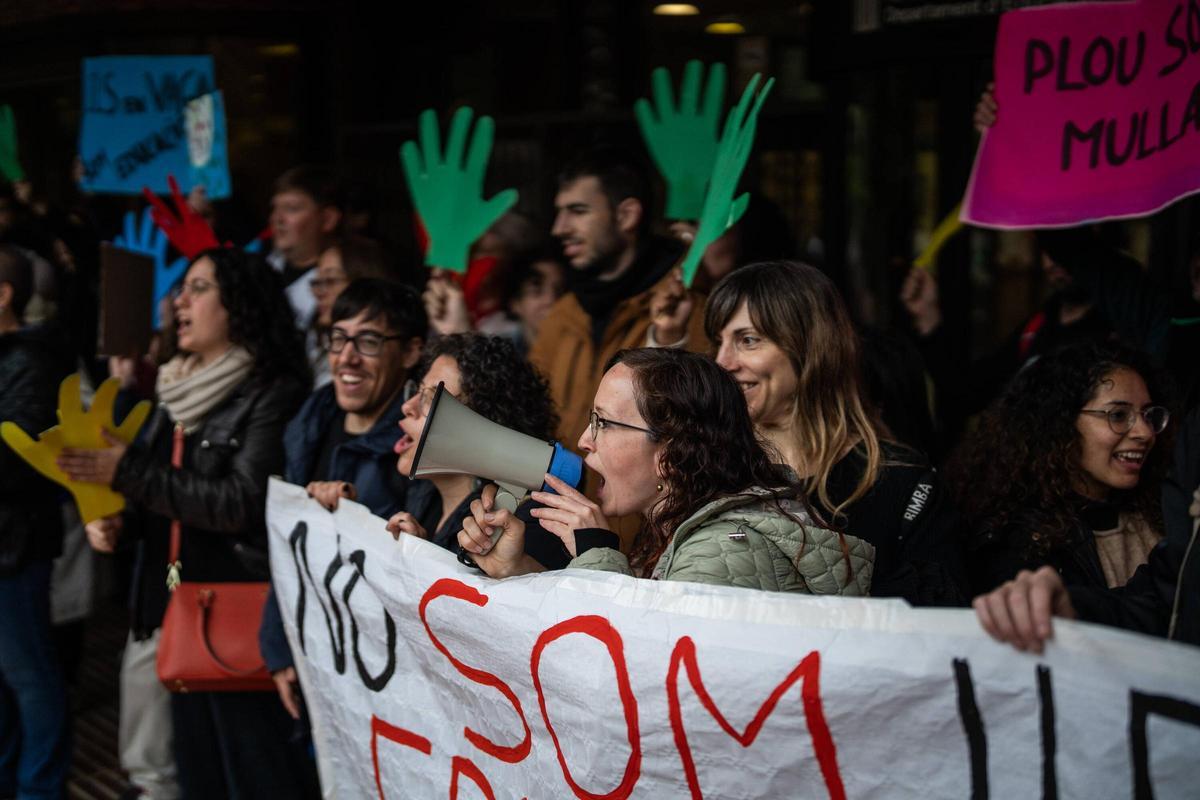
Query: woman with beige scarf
58 248 315 799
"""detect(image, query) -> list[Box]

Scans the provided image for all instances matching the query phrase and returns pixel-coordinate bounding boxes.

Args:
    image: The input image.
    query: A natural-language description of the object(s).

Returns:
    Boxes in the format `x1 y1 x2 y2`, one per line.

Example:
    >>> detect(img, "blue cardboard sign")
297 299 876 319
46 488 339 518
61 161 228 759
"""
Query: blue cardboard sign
79 56 224 196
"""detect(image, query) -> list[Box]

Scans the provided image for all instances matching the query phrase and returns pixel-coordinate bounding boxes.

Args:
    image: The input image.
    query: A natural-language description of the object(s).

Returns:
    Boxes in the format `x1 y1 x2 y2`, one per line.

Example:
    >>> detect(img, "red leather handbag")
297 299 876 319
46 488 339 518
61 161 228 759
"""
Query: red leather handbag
155 423 275 692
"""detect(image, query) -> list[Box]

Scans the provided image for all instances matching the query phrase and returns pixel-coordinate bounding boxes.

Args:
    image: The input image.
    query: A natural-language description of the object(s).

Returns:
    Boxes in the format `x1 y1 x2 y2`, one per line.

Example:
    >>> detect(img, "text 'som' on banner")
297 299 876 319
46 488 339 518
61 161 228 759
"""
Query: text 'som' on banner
266 480 1200 799
962 0 1200 228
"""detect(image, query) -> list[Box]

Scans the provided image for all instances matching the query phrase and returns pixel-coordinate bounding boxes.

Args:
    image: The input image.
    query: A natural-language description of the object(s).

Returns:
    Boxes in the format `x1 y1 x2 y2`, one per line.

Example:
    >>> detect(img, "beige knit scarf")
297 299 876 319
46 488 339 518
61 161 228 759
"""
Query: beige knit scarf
155 347 255 433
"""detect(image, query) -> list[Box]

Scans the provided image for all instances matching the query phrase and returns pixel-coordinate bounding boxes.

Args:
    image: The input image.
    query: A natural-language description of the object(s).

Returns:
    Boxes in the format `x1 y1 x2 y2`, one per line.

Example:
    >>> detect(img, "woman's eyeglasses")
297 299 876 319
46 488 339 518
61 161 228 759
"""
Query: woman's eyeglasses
1079 405 1170 435
171 278 216 300
402 380 458 416
588 410 655 440
322 329 403 357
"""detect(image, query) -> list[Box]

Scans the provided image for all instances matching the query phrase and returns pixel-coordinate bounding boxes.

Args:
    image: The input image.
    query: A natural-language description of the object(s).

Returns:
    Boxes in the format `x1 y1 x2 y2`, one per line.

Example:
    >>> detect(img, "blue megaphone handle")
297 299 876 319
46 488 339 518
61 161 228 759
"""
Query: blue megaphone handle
542 442 583 491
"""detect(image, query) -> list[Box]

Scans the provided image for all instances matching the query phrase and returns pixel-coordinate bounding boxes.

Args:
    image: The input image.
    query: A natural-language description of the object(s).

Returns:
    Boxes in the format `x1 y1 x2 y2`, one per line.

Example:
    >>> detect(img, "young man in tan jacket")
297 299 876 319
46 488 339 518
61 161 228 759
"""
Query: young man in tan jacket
531 149 707 450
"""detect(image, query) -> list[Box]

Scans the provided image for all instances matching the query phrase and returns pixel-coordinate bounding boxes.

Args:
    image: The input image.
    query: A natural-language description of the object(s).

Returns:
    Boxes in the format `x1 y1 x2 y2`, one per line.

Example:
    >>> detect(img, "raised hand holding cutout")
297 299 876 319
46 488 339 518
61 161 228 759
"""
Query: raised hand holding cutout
677 74 774 288
142 174 221 260
400 107 518 273
0 374 151 523
635 60 727 221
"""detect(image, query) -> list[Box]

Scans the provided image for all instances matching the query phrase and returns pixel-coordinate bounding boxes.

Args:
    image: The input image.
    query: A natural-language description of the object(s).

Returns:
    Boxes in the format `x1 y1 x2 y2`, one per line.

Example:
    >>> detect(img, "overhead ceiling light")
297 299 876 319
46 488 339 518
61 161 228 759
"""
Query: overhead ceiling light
654 4 700 15
705 21 746 34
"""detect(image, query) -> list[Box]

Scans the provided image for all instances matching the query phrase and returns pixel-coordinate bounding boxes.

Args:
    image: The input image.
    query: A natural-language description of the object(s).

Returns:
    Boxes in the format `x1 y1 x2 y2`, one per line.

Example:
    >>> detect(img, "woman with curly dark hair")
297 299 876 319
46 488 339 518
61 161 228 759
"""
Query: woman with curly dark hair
949 340 1171 596
59 247 314 799
457 348 875 593
388 333 568 568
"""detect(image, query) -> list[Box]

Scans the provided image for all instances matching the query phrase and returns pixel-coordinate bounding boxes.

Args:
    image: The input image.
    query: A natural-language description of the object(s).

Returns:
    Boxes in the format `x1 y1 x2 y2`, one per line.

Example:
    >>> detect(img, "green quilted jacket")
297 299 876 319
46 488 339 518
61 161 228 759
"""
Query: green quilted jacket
569 488 875 594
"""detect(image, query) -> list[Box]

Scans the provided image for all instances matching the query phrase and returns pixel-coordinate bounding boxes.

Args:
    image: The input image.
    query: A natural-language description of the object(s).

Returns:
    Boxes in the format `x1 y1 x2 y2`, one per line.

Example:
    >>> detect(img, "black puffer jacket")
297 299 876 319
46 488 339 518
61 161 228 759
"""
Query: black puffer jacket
0 329 72 574
113 371 305 637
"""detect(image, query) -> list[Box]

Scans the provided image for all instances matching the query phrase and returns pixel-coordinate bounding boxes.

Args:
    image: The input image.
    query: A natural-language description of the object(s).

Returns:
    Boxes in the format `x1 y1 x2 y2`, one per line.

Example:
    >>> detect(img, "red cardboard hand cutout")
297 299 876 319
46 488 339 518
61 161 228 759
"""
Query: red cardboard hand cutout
143 174 221 260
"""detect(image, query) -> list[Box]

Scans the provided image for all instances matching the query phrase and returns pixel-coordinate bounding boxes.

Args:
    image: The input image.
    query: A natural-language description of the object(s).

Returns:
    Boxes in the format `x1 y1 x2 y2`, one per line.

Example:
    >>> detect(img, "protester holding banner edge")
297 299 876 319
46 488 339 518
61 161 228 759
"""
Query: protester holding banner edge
952 341 1171 598
974 404 1199 651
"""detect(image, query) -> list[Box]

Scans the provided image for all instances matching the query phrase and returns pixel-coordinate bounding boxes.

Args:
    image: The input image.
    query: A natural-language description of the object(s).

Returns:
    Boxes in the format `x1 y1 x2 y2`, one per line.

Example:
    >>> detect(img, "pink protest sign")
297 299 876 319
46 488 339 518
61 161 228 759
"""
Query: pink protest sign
962 0 1200 229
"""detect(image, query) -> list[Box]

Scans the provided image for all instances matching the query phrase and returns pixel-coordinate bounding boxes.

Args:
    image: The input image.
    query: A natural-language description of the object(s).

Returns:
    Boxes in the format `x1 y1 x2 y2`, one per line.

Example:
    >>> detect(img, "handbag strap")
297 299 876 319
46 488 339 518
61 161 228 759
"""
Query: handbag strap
196 588 266 676
166 422 185 592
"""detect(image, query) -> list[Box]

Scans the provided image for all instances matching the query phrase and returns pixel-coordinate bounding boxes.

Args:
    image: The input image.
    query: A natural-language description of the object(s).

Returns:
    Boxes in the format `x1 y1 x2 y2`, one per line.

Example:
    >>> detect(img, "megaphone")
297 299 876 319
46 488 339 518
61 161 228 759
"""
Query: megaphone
408 382 583 514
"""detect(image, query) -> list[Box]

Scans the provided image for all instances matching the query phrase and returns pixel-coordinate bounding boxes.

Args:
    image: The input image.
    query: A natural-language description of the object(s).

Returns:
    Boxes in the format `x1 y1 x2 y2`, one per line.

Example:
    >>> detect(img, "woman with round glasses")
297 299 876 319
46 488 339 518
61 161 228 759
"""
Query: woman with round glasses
388 333 569 570
457 348 875 594
59 248 315 798
949 340 1172 595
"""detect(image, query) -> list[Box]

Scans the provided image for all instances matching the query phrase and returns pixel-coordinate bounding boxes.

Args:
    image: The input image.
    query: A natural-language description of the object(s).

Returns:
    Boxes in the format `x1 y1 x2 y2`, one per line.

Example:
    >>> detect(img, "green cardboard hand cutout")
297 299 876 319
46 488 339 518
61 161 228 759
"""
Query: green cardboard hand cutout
678 74 774 288
635 60 727 221
1 374 151 523
0 105 24 182
399 107 518 273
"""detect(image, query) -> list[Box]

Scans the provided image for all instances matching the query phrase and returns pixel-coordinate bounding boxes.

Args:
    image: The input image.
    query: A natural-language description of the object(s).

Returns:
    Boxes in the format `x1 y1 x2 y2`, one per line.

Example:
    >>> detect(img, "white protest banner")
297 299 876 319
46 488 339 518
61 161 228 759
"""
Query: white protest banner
266 479 1200 799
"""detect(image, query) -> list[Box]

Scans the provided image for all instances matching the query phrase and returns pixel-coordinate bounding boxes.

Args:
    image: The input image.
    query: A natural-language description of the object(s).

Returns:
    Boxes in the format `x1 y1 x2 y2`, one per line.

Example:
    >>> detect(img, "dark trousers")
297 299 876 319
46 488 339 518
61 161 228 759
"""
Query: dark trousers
172 690 319 800
0 560 69 800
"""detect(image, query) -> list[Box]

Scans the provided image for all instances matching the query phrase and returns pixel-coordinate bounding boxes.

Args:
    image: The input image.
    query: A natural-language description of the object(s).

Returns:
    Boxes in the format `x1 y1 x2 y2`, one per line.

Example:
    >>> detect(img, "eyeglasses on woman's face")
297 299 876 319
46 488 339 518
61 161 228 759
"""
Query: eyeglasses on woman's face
322 328 404 357
402 380 462 417
1078 405 1170 435
171 277 217 301
587 410 655 441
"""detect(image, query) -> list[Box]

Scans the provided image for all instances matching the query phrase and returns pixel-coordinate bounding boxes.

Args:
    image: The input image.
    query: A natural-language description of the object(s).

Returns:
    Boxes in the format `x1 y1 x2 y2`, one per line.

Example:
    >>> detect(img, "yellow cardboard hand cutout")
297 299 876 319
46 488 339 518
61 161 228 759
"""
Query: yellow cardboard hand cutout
1 374 151 523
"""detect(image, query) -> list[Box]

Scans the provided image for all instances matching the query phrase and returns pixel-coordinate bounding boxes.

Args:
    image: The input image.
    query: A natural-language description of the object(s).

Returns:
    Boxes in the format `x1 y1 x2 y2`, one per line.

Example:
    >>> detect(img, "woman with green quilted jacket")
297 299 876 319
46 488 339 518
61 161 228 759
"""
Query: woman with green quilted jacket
457 348 874 594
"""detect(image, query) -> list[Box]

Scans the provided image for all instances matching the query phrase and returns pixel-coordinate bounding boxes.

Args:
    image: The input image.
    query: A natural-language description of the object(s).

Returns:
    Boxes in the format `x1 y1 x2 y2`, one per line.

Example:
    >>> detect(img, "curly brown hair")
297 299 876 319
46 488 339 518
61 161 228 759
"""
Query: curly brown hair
423 333 558 441
947 341 1170 561
608 348 803 572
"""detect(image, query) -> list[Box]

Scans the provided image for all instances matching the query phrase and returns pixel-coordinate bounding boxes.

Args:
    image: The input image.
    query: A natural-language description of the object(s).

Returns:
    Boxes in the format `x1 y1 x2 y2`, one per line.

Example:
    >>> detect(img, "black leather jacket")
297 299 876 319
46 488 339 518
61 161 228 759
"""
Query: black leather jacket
113 370 304 637
0 328 72 574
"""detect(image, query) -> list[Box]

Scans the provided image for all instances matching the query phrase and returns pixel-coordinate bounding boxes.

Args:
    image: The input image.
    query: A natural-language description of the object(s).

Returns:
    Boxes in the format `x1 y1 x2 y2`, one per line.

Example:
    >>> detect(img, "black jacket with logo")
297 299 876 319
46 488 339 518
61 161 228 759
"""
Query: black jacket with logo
822 441 968 606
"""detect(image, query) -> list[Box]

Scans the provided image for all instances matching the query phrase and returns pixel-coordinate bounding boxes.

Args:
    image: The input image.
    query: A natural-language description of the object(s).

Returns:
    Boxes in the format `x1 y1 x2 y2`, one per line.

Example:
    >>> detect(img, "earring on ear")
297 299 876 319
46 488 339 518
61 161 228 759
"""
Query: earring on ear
656 483 664 492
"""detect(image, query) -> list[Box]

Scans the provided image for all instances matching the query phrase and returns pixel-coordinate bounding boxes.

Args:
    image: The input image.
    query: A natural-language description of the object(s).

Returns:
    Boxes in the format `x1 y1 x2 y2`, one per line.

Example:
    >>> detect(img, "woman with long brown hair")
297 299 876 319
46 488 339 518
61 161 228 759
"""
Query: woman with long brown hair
456 348 874 594
705 261 967 605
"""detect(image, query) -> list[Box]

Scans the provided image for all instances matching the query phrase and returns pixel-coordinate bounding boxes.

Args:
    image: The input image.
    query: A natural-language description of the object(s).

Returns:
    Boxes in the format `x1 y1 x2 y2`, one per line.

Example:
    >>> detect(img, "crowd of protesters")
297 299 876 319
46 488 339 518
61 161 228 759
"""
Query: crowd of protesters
0 84 1197 800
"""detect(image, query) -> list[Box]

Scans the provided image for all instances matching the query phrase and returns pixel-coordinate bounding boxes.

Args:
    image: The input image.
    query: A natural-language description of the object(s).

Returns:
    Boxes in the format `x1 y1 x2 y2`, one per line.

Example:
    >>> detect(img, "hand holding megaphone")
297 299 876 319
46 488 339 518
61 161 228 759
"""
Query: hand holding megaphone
528 473 609 558
458 484 530 577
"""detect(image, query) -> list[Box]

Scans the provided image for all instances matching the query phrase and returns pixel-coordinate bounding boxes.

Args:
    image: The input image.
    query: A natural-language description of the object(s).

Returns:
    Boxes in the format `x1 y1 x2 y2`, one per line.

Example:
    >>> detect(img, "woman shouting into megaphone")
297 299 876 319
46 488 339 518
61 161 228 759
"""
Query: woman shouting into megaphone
460 348 874 595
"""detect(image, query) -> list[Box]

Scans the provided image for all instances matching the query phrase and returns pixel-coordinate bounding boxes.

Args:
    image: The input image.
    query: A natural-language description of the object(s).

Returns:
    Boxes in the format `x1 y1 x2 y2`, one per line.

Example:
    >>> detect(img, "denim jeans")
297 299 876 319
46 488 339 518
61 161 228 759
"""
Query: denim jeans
0 560 69 799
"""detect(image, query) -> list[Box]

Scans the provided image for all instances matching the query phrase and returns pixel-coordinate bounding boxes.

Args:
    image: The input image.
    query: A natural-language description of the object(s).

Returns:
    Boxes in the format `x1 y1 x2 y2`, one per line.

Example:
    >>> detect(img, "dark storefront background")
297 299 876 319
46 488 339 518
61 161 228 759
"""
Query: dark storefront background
0 0 1195 358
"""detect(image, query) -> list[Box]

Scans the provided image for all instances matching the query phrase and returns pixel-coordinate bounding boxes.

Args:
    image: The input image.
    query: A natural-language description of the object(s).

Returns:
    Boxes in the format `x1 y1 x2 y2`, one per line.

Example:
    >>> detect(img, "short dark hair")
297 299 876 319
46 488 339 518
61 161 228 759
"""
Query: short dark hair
557 148 651 233
331 236 390 282
0 245 33 319
331 278 427 339
274 165 345 210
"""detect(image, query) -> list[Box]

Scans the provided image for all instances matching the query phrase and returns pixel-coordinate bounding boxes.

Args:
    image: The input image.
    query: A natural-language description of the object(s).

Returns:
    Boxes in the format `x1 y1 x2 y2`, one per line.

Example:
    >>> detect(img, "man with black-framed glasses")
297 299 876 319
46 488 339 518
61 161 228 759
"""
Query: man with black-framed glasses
258 277 435 755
